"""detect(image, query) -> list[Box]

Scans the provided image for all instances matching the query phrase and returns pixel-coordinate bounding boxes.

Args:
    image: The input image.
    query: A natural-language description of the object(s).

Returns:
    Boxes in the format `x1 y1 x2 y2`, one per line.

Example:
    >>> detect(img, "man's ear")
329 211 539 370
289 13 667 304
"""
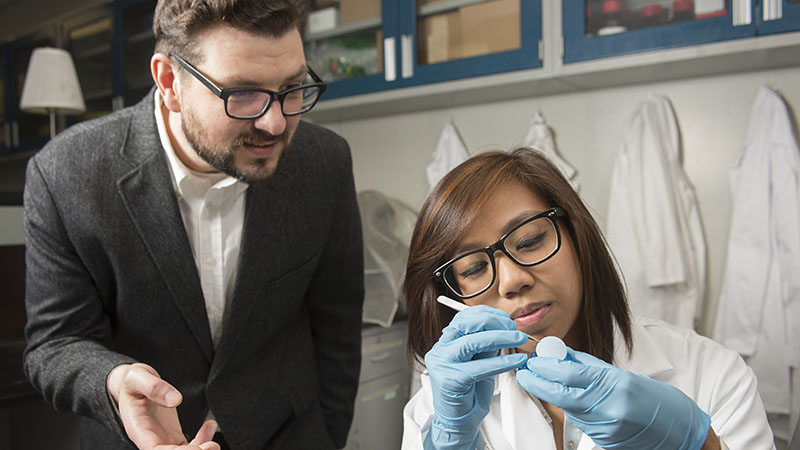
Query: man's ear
151 53 181 112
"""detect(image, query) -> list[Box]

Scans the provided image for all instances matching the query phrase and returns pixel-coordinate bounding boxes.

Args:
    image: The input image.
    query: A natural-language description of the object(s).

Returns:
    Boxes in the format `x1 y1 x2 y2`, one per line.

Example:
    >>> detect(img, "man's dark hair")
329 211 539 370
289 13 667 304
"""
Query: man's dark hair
153 0 309 62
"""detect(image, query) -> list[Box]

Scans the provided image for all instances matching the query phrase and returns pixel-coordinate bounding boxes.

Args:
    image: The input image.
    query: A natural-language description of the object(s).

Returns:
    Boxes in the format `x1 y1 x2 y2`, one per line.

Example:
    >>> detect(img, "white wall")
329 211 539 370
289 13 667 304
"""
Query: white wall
0 207 24 245
318 65 800 337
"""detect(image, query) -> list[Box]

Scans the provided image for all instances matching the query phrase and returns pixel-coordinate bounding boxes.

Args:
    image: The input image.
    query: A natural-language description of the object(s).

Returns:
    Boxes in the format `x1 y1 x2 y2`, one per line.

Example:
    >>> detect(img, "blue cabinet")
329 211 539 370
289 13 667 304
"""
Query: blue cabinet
563 0 800 63
307 0 542 100
112 0 158 110
758 0 800 35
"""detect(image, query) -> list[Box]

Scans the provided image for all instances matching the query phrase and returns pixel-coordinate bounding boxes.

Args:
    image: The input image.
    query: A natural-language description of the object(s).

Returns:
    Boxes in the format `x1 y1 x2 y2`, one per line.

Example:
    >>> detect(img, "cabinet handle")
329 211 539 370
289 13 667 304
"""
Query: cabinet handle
762 0 783 21
384 37 396 82
732 0 752 26
401 34 414 79
369 352 392 363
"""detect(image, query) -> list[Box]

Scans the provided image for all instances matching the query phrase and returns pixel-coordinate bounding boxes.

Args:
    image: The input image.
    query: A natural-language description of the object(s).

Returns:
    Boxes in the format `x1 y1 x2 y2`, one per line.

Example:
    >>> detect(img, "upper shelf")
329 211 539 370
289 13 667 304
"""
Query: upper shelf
305 30 800 123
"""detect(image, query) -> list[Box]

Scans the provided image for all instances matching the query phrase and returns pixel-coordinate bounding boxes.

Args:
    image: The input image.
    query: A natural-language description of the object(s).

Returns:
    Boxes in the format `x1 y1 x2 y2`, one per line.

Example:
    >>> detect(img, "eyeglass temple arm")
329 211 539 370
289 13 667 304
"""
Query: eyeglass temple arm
169 53 224 96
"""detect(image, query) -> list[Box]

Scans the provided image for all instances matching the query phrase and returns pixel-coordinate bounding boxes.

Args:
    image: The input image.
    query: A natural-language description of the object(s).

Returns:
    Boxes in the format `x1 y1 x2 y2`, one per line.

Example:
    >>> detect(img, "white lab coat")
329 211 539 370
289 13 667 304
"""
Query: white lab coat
523 112 580 192
713 86 800 434
606 94 706 329
402 317 775 450
427 122 470 192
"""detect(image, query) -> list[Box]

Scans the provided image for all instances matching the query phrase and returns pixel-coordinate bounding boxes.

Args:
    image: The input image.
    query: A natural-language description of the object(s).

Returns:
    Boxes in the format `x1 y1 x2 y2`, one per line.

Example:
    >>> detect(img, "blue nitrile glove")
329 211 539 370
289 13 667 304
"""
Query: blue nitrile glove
516 349 711 450
424 305 528 450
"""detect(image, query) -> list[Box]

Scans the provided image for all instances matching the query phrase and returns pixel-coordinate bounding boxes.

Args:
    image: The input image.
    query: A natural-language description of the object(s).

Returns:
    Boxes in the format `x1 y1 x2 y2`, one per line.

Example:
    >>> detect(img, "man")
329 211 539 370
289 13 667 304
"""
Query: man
22 1 364 449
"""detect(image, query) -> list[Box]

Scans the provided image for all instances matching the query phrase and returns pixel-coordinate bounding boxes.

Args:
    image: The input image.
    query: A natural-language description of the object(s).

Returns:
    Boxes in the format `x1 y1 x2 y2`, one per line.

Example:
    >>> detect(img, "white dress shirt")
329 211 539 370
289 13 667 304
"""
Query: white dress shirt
154 90 249 349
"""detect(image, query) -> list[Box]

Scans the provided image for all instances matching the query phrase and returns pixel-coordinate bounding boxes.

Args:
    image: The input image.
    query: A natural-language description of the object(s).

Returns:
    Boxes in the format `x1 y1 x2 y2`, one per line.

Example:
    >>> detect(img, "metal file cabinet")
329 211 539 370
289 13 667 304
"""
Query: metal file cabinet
345 319 410 450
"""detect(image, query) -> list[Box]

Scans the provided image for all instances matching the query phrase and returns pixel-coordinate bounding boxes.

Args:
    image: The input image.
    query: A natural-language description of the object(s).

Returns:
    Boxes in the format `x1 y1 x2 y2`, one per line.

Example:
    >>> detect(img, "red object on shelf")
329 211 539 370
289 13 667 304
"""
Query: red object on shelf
695 9 727 19
602 0 622 14
638 3 665 28
672 0 695 22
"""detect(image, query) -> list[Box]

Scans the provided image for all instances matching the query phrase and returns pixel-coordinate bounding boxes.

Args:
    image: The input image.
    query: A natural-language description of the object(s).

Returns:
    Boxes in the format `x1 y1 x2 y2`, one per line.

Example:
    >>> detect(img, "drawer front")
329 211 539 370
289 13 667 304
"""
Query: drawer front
345 370 411 450
360 322 408 383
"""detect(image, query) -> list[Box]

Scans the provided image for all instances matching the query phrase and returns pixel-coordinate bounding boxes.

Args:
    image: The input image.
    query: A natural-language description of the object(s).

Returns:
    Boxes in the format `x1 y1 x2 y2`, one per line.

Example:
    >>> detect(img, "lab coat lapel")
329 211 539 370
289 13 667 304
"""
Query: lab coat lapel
614 318 674 378
116 110 214 362
497 372 556 450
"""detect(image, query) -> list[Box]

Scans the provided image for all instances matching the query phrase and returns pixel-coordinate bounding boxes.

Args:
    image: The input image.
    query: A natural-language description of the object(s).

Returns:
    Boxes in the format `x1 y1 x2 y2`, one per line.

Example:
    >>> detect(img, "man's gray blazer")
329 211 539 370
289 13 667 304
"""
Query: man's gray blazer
22 90 364 450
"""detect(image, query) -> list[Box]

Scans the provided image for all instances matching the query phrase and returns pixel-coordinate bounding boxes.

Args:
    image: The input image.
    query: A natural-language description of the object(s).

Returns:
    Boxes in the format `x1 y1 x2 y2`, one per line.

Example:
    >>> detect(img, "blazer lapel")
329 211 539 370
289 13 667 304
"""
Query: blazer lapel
116 94 214 362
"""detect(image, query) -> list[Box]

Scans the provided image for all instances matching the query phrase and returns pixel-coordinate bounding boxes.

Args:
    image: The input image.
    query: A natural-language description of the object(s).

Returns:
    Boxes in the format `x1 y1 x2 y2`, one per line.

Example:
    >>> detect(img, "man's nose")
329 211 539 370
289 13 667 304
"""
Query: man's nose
253 99 287 136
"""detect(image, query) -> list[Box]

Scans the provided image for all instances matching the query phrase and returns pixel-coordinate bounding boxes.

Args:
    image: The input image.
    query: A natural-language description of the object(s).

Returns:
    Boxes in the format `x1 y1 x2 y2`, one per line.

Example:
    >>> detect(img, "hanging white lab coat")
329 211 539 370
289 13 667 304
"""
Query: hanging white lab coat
606 94 706 329
713 86 800 434
402 317 775 450
426 122 470 192
523 112 580 192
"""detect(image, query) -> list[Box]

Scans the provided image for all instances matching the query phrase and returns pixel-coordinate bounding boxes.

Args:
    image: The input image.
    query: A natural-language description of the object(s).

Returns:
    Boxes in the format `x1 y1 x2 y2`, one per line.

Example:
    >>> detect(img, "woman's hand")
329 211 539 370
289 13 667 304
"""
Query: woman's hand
424 305 528 449
516 349 711 450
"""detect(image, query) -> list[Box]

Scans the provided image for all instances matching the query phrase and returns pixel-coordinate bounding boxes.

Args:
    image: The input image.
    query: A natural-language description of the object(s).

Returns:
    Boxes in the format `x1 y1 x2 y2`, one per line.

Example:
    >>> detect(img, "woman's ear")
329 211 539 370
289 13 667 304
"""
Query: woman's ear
151 53 181 112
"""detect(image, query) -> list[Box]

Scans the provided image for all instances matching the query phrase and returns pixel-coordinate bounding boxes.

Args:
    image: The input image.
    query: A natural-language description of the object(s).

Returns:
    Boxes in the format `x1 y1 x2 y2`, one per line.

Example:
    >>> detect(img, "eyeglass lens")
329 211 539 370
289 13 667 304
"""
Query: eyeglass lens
443 216 559 297
226 84 322 118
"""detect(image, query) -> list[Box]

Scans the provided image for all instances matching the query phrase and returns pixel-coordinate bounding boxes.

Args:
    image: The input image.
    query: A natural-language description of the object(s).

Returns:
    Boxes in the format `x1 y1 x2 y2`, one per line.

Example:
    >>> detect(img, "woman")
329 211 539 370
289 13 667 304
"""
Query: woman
402 148 774 450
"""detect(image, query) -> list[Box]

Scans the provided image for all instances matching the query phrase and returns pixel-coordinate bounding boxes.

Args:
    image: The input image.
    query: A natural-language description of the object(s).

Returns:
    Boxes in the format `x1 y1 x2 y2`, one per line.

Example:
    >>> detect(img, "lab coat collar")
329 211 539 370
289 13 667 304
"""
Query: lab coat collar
613 317 675 379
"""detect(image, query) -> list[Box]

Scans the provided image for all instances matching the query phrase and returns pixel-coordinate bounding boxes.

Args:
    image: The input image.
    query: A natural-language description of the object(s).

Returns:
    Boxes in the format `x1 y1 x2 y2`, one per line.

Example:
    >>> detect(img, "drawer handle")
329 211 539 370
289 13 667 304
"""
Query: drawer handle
370 352 392 363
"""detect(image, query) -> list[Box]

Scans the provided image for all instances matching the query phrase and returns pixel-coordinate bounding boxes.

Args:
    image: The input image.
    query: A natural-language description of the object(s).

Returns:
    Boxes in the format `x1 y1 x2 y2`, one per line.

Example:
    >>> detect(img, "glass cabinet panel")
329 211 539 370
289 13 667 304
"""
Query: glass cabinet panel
584 0 726 36
563 0 755 63
304 0 383 83
122 0 157 106
416 0 521 66
67 15 113 122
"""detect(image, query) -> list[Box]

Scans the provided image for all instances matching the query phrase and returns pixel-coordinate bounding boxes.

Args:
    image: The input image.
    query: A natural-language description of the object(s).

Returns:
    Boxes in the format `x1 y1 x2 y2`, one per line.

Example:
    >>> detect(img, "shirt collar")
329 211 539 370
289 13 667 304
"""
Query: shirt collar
153 90 248 199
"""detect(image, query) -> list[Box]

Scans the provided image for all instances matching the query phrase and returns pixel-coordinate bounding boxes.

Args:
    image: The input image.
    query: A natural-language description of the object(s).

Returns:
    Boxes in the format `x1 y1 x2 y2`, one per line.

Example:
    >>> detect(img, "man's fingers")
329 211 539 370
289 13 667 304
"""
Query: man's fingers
190 421 218 446
125 364 183 407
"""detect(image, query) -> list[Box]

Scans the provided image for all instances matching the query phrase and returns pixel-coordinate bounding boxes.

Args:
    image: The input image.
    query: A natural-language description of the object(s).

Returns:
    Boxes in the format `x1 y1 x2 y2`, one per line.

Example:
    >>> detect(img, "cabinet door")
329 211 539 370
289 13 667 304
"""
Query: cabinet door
66 9 114 124
758 0 800 35
305 0 401 99
113 0 158 109
309 0 542 101
11 30 56 151
404 0 542 87
1 44 9 152
563 0 757 63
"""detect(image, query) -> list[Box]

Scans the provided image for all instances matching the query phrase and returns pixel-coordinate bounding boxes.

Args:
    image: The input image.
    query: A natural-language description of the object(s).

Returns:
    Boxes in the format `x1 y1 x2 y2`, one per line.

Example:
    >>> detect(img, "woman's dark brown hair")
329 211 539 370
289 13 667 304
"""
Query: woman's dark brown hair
404 148 632 367
153 0 309 63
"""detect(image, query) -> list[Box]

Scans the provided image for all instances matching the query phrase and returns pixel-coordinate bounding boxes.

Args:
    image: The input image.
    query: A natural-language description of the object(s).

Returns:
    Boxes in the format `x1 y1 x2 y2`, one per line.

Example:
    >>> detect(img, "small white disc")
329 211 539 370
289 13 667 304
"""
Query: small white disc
536 336 567 360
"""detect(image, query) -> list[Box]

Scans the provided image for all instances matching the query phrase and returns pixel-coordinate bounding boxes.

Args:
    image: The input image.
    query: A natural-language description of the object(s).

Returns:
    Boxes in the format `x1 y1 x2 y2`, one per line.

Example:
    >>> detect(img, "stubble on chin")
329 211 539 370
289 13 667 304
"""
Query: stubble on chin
181 112 292 184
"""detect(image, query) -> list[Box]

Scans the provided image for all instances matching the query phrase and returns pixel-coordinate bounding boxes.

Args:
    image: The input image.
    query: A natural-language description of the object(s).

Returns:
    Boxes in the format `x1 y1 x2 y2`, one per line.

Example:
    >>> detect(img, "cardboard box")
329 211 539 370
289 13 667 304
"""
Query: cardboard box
459 0 520 59
339 0 381 24
308 7 338 35
418 11 461 65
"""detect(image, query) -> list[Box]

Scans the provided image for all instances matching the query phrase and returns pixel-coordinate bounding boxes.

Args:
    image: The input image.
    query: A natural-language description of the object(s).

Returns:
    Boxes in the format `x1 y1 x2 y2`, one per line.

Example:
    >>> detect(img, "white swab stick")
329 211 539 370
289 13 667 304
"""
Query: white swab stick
436 295 539 343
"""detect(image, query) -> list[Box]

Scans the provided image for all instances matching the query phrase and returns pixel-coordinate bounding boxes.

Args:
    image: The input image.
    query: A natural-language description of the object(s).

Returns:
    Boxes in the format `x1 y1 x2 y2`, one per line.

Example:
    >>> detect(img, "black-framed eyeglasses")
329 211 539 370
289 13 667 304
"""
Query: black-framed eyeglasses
433 207 567 300
170 53 327 119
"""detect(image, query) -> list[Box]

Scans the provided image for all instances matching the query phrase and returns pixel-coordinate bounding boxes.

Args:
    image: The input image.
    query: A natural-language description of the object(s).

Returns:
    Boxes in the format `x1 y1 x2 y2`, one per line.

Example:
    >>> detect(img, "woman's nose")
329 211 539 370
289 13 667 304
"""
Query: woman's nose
494 251 534 298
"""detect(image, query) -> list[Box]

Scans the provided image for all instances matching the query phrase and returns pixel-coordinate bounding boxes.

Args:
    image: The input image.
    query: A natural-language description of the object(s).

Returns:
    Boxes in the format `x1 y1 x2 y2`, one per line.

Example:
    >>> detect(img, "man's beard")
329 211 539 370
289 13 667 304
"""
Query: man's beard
181 108 290 184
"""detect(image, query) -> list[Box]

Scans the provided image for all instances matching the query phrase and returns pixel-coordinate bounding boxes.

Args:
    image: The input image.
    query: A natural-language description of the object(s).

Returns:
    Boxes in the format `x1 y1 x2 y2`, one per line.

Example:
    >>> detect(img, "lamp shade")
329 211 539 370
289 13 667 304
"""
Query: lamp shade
19 47 85 115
